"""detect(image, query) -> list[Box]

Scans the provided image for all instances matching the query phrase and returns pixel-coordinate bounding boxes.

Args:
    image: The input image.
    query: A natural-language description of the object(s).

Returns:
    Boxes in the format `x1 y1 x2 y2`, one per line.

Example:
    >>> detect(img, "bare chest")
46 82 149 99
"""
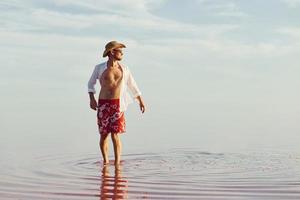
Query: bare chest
100 67 123 84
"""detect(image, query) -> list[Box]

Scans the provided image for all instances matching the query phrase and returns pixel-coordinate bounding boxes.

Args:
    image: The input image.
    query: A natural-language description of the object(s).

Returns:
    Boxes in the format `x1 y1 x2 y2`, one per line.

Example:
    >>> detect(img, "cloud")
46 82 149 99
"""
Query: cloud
1 0 239 41
278 27 300 39
33 0 166 15
282 0 300 7
196 0 248 18
1 0 296 67
139 37 293 61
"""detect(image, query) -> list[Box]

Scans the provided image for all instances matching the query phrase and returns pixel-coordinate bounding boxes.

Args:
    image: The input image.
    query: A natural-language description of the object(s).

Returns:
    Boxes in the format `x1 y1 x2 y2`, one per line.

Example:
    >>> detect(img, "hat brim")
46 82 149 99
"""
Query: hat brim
103 43 126 57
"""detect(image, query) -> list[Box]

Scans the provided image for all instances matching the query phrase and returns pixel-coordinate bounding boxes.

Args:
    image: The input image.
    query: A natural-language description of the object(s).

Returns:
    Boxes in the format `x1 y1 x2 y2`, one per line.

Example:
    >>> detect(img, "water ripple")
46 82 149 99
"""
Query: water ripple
1 149 300 199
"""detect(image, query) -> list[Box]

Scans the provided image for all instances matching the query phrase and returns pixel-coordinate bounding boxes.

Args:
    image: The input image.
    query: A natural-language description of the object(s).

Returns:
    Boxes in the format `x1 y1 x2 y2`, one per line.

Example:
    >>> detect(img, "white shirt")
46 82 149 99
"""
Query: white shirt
87 61 142 112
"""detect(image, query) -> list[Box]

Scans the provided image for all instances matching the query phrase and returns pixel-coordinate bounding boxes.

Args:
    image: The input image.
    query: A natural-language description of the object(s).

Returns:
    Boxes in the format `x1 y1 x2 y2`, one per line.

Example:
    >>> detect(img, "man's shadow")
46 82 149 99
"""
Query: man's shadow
99 164 128 199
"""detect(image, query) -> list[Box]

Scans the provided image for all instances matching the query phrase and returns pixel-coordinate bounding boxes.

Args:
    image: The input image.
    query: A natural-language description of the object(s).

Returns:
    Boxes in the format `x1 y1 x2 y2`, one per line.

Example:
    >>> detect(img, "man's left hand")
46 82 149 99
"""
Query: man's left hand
136 96 146 113
139 102 145 113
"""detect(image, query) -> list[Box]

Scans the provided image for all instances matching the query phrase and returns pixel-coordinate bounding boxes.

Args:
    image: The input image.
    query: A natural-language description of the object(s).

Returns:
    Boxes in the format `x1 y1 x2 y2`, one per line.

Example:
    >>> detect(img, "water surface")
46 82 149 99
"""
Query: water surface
1 149 300 199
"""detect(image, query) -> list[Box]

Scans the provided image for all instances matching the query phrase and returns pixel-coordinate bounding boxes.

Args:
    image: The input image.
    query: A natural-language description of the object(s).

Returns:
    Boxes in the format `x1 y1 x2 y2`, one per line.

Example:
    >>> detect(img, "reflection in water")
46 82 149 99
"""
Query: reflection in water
100 164 128 199
0 150 300 199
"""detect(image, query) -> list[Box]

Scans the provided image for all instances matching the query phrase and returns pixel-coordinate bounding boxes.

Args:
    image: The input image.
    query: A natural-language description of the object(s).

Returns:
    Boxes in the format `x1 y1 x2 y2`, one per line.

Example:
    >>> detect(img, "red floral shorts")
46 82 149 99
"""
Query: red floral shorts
97 99 126 135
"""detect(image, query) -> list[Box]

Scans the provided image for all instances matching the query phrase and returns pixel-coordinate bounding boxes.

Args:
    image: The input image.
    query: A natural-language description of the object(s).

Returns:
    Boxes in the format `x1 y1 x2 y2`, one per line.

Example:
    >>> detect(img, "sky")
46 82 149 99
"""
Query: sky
1 0 300 156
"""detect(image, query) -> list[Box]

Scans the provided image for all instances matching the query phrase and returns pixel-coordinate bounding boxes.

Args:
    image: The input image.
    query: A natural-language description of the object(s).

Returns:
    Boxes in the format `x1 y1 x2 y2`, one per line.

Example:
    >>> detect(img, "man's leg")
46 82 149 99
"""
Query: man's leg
100 133 110 164
111 133 122 165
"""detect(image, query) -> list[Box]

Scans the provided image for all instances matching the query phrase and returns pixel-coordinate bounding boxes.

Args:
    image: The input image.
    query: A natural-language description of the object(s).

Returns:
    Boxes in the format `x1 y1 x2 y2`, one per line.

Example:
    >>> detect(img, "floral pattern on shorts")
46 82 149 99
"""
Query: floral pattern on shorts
97 99 126 135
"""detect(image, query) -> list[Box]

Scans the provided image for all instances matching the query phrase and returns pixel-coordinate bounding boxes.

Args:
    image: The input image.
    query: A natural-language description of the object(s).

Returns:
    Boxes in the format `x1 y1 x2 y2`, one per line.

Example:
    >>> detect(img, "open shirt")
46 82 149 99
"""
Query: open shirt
87 61 142 112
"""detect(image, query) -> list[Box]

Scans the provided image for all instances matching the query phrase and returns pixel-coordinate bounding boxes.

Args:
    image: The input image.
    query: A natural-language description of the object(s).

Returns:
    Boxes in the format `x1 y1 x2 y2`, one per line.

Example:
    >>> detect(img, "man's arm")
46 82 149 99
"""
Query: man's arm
88 66 99 110
127 69 145 113
89 92 97 110
136 95 145 113
88 65 99 94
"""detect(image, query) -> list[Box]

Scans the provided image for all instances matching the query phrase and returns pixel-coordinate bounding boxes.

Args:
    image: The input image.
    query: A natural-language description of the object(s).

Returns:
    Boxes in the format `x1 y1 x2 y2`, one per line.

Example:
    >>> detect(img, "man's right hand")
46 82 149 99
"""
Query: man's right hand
90 98 98 110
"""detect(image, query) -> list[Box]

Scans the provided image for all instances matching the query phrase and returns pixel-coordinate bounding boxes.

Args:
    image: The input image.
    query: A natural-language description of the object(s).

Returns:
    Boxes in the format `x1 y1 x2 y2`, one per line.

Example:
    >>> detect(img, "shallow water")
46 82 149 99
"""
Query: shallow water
1 149 300 199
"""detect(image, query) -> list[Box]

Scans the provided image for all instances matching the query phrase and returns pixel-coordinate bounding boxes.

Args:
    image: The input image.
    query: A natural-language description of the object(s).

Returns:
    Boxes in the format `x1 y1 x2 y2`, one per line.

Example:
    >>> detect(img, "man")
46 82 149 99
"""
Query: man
88 41 145 166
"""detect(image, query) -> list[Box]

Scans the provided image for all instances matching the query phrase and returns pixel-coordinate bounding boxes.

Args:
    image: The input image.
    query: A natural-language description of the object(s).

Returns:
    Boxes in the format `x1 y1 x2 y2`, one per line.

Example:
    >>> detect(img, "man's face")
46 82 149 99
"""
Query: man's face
112 48 124 61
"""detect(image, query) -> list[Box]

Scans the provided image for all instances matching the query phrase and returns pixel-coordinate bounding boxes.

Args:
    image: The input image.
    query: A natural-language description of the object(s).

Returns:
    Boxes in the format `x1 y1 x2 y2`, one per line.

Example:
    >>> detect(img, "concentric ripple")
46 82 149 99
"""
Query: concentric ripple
1 149 300 199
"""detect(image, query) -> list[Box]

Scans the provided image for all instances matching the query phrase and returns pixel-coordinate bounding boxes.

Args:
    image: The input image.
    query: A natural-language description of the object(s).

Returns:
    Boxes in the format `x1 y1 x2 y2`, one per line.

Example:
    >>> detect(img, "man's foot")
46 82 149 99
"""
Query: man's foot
114 160 120 166
115 159 124 166
102 165 110 177
103 160 110 165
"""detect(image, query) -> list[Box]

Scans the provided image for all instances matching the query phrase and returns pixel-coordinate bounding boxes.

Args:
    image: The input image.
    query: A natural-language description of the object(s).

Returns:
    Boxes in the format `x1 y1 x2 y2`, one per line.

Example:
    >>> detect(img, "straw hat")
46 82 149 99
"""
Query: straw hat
102 41 126 57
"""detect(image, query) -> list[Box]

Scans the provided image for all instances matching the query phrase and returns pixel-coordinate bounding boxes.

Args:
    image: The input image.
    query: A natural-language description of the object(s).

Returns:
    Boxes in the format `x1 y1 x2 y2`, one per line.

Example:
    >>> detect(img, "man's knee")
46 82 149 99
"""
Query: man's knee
111 133 119 141
100 133 110 141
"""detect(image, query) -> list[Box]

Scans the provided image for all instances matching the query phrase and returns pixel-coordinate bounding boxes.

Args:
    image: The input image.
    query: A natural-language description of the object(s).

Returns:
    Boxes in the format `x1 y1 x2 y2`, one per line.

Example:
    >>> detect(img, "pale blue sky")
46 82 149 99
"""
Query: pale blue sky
1 0 300 155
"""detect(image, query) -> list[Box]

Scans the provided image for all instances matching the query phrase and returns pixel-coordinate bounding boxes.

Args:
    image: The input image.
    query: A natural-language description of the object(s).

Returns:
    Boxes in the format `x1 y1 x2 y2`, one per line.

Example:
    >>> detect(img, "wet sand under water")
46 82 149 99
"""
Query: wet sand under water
1 149 300 199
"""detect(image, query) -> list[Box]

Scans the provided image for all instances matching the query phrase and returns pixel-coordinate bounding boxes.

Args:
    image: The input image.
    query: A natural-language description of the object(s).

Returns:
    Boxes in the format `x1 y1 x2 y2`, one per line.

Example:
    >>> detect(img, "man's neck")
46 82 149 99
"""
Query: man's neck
107 58 119 68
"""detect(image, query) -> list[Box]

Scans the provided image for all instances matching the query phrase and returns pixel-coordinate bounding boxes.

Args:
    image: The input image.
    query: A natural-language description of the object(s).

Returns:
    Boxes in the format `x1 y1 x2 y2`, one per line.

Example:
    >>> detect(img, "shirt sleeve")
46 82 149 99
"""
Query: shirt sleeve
127 68 142 98
87 65 99 94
